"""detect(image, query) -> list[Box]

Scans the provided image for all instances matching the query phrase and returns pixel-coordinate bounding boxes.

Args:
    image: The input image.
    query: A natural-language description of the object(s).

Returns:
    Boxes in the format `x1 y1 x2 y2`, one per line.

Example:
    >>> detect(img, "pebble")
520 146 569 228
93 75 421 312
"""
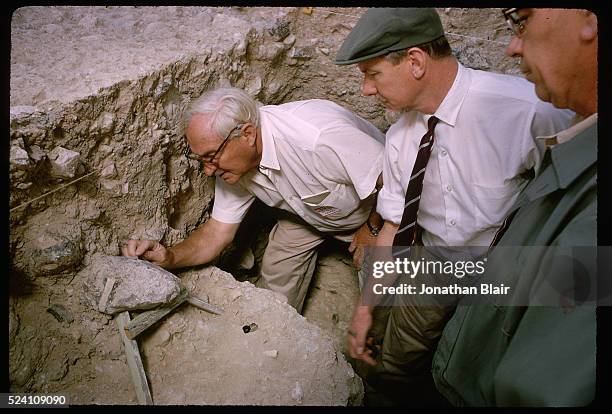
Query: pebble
263 349 278 358
100 163 117 178
15 182 33 190
282 34 296 47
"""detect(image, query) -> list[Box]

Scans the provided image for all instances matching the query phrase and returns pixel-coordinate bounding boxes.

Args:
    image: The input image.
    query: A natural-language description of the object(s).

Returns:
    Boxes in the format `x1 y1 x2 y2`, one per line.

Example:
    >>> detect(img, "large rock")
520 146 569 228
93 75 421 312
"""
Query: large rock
80 254 182 315
21 215 84 277
140 266 364 405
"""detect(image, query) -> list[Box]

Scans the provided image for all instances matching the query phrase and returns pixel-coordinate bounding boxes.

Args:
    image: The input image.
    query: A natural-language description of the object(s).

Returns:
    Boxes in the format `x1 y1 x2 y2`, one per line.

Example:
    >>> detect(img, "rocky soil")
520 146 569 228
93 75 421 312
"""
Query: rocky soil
9 6 520 405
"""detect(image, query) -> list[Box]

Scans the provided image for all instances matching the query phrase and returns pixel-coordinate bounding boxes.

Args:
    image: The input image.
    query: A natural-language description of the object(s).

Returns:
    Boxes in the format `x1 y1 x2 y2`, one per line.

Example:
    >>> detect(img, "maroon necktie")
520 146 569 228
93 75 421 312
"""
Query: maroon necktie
393 116 439 252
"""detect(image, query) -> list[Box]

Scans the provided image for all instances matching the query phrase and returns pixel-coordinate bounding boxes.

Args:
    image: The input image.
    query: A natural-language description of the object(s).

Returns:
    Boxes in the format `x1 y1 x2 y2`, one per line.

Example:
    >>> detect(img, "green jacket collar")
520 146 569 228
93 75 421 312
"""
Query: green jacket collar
516 122 597 206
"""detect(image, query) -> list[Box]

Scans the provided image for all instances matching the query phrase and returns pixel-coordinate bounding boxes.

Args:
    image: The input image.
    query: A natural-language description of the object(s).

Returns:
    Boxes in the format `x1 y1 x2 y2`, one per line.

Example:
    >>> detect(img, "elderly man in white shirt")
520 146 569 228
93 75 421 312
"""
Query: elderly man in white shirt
334 8 573 404
122 87 385 313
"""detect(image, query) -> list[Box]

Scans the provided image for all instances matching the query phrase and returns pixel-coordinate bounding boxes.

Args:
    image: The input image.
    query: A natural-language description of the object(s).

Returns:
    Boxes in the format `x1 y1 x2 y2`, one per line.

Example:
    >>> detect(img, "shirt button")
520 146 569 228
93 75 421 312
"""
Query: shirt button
446 184 453 192
450 219 456 226
441 149 448 156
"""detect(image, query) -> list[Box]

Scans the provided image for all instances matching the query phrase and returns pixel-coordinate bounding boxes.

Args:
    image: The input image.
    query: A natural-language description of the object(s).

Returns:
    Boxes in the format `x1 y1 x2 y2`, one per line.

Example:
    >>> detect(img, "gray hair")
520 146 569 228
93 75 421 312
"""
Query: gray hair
184 87 261 138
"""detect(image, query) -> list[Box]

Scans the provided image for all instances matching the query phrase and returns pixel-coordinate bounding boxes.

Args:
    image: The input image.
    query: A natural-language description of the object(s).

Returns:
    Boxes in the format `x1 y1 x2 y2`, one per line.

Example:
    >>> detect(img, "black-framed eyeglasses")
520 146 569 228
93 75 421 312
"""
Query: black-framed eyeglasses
502 8 527 37
184 123 244 164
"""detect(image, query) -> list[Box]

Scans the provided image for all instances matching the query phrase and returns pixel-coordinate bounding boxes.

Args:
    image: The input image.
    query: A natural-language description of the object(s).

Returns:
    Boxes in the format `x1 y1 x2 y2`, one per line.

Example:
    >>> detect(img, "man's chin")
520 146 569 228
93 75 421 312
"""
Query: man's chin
534 85 552 105
221 174 240 184
384 108 406 124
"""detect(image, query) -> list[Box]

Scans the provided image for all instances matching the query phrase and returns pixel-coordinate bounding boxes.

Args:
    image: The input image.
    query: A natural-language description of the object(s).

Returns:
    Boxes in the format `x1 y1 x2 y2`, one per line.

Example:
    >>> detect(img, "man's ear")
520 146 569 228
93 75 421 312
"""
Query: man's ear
242 123 257 146
407 47 427 80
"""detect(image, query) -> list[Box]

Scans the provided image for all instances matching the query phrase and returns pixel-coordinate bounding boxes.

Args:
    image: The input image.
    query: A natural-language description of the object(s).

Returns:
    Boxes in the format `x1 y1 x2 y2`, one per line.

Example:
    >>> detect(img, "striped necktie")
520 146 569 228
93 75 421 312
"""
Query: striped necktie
393 116 439 252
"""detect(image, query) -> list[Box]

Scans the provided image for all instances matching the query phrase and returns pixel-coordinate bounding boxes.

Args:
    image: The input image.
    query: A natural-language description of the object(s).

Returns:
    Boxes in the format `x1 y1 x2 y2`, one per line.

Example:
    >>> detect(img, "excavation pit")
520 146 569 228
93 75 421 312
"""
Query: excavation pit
9 6 518 405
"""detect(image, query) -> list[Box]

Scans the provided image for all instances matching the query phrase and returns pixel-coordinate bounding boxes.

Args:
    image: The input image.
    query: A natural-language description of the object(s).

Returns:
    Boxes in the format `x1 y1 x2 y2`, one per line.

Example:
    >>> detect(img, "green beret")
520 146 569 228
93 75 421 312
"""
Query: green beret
335 8 445 65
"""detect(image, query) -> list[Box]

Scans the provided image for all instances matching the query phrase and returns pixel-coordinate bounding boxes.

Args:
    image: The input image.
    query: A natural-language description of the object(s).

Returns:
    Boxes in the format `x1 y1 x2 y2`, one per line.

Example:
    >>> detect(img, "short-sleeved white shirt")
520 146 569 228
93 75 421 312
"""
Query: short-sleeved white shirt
377 63 574 247
212 99 385 234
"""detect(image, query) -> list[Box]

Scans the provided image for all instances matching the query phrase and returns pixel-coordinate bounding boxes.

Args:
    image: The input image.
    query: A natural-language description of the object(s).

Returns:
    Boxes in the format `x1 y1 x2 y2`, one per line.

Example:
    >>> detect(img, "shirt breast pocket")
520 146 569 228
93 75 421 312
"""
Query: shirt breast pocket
471 181 523 232
301 184 361 220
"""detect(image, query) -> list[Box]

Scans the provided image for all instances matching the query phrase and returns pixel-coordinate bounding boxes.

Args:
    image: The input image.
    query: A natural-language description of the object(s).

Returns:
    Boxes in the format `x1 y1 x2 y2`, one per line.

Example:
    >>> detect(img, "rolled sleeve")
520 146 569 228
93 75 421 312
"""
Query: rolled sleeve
377 186 404 224
211 178 256 224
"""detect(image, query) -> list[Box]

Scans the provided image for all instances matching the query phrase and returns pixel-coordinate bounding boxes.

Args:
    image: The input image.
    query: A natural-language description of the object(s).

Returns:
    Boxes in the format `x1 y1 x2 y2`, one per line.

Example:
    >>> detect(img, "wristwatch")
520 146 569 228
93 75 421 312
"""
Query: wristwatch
366 216 382 236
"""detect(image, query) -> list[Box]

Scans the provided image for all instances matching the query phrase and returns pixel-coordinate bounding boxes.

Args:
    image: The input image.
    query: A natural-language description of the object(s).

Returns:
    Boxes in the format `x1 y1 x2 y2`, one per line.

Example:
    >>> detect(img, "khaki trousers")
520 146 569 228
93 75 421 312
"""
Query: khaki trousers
256 216 328 314
355 246 457 405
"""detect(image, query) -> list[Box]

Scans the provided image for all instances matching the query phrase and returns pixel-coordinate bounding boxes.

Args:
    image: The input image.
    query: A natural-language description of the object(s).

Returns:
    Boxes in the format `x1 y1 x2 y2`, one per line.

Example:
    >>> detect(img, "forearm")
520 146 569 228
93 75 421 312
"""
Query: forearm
165 218 239 269
359 220 399 307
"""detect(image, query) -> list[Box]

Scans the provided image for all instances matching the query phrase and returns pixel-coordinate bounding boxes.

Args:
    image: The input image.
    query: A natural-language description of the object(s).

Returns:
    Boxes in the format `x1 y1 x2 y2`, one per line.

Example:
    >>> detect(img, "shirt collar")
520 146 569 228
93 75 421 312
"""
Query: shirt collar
536 113 598 148
431 62 470 127
258 109 281 171
549 116 597 189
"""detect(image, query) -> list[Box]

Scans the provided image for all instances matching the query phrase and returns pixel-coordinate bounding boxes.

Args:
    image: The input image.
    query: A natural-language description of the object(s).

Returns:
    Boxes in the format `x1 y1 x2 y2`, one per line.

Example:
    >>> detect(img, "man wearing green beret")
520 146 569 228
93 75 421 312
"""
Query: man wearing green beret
335 8 573 405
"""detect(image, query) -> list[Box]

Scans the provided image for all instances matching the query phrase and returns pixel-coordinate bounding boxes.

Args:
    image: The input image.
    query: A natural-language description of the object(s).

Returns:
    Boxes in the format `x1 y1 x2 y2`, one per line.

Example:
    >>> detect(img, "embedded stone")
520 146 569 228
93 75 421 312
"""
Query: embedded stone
100 163 117 178
289 46 314 60
91 111 115 134
10 146 30 169
28 145 46 163
245 76 262 97
79 254 182 315
22 220 83 277
255 43 285 61
283 34 296 47
48 146 81 179
15 182 33 190
267 18 291 41
47 303 74 324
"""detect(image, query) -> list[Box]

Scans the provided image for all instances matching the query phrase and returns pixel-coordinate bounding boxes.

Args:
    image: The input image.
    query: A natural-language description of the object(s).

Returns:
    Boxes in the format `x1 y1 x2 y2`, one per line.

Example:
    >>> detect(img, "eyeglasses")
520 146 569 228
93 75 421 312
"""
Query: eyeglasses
502 8 527 37
184 123 245 164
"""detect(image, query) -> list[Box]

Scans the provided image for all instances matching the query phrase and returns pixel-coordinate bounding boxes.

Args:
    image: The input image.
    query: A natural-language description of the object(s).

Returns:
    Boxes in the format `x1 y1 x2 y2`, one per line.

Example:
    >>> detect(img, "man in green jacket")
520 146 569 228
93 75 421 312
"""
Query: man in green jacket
431 8 597 406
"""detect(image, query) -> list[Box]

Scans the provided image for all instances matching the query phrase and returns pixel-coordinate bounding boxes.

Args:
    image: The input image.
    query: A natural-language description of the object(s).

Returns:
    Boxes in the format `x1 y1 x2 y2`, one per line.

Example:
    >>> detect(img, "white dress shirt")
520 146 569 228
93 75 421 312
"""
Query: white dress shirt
212 99 385 234
378 63 574 247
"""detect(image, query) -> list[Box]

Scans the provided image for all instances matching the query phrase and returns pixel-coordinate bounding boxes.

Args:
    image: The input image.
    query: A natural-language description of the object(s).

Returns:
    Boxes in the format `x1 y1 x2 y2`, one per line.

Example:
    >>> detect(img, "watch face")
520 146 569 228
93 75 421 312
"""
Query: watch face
367 219 381 236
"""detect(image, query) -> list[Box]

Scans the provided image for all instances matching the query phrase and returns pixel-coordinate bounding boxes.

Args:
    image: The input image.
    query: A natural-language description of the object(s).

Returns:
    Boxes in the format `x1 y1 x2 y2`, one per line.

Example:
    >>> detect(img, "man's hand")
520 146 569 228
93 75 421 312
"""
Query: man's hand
347 304 377 366
121 240 173 268
349 223 378 270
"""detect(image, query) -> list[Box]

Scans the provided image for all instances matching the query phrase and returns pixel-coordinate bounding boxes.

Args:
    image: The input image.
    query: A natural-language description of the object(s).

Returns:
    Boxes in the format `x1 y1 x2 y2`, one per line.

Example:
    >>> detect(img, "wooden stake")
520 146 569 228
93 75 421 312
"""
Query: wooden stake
116 311 153 405
124 289 189 340
187 295 224 315
98 277 116 313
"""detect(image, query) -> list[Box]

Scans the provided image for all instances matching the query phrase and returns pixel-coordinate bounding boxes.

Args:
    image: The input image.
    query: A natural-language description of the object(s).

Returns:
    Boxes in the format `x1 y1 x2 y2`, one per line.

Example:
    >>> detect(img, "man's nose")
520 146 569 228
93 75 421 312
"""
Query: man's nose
361 78 377 96
505 36 523 58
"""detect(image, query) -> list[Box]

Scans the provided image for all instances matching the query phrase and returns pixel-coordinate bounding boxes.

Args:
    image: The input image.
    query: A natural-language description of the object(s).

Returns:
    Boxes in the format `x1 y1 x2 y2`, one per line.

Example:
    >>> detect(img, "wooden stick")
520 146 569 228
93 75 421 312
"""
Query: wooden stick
116 311 153 405
98 277 116 313
187 295 224 315
124 289 188 340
